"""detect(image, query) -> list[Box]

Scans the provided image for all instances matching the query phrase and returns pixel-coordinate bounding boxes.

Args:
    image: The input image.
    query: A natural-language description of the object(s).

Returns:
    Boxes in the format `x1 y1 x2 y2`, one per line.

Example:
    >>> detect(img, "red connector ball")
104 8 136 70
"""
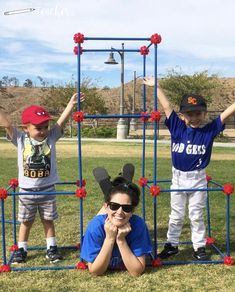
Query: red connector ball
223 183 234 195
73 111 84 123
76 179 86 187
150 33 162 44
223 256 234 266
10 244 19 252
8 178 19 188
140 111 149 122
152 258 162 267
206 175 212 182
73 46 83 55
150 185 161 196
76 261 87 269
206 237 216 245
140 46 149 56
0 265 11 273
75 188 87 198
73 33 85 44
0 189 8 200
138 177 148 187
150 111 161 122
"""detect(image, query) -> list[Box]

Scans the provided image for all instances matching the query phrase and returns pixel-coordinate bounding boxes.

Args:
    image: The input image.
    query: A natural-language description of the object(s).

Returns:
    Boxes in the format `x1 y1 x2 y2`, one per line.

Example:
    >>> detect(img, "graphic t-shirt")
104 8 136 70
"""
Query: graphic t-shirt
11 124 63 189
81 214 152 270
23 136 51 178
165 111 225 171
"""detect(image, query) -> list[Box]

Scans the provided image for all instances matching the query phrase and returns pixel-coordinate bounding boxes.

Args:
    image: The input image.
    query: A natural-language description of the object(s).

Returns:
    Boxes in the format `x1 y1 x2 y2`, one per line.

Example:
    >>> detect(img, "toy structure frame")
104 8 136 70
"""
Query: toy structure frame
0 33 234 272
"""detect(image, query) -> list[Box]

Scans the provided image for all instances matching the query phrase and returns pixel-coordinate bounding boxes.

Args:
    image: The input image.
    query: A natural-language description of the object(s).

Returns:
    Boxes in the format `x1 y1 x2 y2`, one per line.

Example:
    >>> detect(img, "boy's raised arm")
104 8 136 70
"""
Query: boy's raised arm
220 102 235 125
57 92 85 128
0 108 13 138
143 76 173 118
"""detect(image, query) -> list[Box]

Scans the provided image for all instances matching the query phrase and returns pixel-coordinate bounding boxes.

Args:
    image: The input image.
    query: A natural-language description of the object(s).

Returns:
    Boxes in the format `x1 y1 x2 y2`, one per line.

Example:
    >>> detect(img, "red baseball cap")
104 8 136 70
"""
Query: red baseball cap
21 105 52 125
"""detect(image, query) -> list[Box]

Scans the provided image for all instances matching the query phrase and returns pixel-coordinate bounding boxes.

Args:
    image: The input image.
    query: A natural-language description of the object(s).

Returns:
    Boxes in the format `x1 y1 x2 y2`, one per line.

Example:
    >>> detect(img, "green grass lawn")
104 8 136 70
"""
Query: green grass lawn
0 141 234 291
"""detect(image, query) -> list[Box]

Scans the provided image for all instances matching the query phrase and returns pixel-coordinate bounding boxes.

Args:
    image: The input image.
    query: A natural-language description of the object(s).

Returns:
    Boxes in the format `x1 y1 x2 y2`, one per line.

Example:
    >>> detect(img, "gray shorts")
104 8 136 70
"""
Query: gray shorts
18 186 58 223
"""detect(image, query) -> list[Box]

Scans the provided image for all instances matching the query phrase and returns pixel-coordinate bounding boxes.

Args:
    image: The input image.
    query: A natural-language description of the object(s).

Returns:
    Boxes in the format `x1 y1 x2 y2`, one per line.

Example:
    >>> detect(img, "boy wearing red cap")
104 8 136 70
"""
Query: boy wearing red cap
0 92 85 264
143 76 235 261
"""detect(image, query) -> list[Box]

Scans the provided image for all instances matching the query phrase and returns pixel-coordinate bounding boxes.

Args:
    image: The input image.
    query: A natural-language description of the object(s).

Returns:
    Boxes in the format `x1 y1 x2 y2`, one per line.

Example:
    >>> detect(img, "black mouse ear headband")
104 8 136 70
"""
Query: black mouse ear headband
93 163 135 198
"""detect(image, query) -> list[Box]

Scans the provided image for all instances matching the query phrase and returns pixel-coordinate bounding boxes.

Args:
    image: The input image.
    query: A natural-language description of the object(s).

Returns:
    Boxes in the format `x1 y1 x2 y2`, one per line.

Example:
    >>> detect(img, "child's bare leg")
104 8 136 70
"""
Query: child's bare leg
18 220 34 242
41 219 55 238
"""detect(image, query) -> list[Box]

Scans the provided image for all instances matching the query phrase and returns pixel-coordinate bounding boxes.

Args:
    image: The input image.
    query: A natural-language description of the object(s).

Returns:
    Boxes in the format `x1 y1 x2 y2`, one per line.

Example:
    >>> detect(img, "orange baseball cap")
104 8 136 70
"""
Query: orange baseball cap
180 94 207 113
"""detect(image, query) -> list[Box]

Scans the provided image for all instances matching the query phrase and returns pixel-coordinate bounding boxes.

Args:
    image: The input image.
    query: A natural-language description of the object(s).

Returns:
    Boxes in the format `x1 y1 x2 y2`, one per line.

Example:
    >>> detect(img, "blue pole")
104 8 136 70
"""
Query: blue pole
85 114 145 119
1 200 7 265
77 45 84 256
153 44 158 259
141 55 147 221
85 37 150 41
206 183 211 237
12 187 17 244
84 49 140 53
225 195 230 256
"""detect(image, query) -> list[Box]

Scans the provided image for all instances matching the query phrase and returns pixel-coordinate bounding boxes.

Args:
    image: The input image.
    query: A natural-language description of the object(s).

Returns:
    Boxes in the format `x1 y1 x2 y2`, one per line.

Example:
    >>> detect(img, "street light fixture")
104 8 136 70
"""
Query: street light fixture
104 52 118 65
104 43 127 139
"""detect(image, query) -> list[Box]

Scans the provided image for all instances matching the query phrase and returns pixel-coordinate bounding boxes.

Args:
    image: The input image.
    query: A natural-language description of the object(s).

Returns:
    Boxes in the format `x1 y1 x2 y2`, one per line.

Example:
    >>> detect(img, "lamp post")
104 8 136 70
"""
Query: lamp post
130 71 143 132
130 71 138 132
105 43 128 139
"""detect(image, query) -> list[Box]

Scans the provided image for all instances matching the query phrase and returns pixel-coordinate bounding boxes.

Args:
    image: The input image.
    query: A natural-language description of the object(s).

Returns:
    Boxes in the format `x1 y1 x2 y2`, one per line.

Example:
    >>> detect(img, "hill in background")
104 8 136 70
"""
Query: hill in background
1 77 235 125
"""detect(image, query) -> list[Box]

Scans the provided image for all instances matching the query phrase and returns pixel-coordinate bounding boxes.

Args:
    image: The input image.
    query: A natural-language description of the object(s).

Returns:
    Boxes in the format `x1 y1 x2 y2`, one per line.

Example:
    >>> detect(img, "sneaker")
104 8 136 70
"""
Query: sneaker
193 247 209 261
158 243 179 259
93 167 112 198
46 246 62 263
11 247 27 264
121 163 135 182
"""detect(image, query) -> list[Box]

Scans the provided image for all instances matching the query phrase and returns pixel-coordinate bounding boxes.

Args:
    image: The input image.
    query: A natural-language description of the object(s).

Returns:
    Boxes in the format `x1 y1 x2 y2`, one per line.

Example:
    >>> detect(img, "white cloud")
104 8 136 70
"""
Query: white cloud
1 0 235 86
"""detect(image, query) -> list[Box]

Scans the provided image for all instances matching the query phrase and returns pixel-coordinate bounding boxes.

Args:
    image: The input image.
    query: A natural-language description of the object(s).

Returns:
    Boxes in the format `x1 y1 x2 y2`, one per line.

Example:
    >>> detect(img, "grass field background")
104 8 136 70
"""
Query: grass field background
0 140 234 291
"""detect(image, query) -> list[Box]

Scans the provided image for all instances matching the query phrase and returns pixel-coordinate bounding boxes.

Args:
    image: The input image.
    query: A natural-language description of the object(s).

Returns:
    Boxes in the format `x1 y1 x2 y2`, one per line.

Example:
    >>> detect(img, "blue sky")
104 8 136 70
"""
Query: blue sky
1 0 235 88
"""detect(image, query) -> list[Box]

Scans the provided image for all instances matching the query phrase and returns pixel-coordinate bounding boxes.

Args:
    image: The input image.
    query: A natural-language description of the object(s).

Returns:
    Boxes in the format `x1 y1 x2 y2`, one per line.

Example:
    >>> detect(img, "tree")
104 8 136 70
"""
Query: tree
1 76 19 87
160 69 220 106
37 76 49 90
9 77 19 87
23 79 33 87
38 77 108 137
1 76 9 87
40 77 107 115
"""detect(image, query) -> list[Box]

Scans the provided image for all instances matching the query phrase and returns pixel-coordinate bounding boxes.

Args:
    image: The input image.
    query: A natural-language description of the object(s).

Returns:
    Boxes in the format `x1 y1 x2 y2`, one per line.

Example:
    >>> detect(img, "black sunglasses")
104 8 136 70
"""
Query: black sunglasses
108 202 134 213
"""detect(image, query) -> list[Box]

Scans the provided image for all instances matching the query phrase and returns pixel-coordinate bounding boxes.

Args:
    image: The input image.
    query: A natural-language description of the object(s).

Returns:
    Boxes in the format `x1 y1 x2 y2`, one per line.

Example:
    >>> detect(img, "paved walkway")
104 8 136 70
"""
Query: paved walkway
2 134 235 147
59 137 235 148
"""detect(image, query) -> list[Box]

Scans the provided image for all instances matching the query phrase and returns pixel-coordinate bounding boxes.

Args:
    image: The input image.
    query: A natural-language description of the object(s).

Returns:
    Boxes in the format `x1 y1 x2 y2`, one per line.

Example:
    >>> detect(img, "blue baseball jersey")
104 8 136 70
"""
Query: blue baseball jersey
165 111 225 171
81 214 152 270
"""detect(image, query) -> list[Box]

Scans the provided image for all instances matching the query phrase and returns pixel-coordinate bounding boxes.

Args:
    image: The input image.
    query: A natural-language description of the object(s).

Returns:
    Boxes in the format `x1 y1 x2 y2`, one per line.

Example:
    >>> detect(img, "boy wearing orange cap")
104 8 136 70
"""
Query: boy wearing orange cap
143 76 235 261
0 92 85 264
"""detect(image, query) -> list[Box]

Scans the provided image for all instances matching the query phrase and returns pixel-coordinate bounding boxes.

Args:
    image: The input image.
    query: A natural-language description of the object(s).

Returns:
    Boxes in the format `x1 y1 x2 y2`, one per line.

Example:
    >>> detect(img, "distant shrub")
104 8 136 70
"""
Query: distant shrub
0 128 6 137
71 126 117 138
214 133 231 142
102 86 110 90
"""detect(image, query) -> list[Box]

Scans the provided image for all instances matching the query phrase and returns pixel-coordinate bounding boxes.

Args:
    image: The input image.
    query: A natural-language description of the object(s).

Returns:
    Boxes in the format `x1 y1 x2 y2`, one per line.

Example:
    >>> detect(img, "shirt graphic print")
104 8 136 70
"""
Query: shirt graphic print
23 137 51 178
